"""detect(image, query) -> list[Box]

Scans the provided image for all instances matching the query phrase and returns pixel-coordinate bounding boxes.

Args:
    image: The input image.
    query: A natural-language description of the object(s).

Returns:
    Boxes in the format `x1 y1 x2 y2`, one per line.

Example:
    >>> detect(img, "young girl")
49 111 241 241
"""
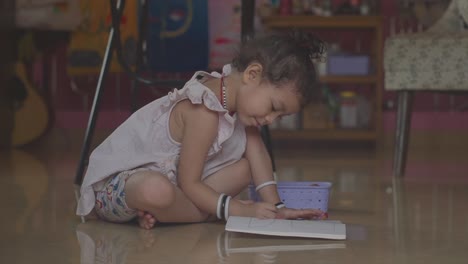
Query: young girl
76 31 326 229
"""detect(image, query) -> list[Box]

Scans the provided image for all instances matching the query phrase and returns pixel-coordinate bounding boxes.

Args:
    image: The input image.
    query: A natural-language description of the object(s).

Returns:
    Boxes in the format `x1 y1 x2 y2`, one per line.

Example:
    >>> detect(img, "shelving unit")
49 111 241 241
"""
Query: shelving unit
262 15 383 142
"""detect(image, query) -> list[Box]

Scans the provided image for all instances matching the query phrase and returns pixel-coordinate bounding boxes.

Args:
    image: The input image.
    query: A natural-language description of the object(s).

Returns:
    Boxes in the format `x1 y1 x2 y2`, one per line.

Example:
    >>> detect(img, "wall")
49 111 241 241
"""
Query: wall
37 0 467 131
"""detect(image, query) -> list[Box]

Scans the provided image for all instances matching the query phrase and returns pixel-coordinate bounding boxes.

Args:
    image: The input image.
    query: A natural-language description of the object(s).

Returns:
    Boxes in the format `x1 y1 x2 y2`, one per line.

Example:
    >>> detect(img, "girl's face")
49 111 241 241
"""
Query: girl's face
236 76 301 128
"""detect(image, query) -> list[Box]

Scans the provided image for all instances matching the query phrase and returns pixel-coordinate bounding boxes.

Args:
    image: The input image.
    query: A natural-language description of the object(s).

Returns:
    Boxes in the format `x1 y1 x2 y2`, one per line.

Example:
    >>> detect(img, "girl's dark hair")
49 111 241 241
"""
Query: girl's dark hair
231 30 326 107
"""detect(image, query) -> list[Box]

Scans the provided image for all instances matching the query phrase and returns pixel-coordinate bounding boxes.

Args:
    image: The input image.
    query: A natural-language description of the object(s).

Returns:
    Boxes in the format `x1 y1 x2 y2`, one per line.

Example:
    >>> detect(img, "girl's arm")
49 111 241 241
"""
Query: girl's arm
244 126 282 204
176 102 273 219
176 101 225 218
244 126 326 220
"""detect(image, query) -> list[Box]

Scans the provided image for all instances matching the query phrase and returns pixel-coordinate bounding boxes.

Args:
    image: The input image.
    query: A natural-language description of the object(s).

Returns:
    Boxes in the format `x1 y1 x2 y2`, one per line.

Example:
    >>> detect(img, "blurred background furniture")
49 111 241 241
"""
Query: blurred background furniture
262 15 383 143
0 0 15 147
74 0 261 186
384 0 468 177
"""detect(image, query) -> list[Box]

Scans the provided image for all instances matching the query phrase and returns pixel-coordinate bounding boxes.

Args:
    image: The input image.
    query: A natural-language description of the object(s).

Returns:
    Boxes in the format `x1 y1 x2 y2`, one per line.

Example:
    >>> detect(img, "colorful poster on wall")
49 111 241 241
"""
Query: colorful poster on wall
208 0 264 70
66 0 260 74
147 0 209 72
67 0 137 75
208 0 242 70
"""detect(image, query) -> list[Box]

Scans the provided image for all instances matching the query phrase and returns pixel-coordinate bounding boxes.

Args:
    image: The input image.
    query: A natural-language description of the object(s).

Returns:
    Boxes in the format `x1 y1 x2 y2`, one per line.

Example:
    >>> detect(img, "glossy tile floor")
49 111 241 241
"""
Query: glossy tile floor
1 129 468 264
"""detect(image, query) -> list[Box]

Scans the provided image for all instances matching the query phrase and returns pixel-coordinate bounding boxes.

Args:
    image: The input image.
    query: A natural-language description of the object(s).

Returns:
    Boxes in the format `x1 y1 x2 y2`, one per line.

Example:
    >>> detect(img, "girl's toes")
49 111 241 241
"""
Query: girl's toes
138 212 158 229
148 217 155 224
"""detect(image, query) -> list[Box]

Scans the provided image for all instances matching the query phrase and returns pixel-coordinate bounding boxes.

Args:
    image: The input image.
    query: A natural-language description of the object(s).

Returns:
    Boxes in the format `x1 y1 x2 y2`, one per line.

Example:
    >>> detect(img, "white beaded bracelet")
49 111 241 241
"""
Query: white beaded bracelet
255 180 277 192
275 202 285 209
216 193 226 219
224 196 231 220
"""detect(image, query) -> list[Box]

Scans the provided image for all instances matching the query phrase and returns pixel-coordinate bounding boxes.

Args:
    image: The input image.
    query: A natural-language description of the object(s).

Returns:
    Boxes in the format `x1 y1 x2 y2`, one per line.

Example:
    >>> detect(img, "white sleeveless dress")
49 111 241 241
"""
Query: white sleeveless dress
76 65 246 216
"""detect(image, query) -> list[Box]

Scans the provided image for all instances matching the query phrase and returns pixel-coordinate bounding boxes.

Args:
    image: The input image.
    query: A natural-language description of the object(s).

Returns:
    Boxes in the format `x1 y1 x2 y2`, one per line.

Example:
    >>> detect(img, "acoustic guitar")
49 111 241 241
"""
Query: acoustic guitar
8 62 50 147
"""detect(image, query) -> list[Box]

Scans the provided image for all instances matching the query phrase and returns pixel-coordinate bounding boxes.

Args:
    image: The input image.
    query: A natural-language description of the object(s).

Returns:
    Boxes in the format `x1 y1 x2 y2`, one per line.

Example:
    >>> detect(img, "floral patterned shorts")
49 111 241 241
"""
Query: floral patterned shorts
94 169 146 223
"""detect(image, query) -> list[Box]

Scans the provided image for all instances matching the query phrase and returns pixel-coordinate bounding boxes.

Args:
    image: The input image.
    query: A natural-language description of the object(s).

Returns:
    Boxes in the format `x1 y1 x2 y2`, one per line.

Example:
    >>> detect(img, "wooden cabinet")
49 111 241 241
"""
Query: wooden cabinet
262 15 383 142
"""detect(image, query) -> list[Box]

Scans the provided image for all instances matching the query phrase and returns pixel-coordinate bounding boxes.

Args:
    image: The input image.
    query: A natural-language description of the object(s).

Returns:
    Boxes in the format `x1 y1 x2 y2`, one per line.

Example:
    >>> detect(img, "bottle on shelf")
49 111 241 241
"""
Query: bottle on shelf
339 91 358 128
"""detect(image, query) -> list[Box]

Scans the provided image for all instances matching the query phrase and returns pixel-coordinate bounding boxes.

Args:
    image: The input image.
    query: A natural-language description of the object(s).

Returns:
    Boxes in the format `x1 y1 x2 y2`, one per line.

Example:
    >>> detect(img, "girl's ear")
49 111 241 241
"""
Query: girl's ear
242 62 263 85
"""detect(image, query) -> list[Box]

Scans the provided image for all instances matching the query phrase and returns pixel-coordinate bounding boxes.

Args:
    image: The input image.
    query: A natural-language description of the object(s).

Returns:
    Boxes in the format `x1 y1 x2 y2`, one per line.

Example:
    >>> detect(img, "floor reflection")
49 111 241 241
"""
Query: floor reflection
381 176 468 263
0 150 49 235
2 130 468 264
76 221 350 264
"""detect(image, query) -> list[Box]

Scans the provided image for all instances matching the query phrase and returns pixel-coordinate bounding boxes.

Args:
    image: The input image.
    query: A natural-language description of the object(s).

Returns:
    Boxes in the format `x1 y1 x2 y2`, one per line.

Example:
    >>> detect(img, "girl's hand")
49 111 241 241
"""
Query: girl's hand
243 201 278 219
276 207 327 220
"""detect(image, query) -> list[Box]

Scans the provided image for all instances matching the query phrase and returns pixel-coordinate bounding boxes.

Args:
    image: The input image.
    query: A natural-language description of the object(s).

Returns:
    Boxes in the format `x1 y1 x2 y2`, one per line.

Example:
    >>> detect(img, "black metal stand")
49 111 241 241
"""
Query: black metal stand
74 0 275 186
75 0 142 186
130 0 147 112
74 10 117 186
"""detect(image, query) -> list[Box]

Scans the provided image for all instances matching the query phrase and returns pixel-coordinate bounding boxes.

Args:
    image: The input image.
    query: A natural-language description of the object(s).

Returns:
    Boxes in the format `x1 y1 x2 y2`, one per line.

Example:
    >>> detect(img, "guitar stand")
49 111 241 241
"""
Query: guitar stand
73 0 121 223
73 0 275 223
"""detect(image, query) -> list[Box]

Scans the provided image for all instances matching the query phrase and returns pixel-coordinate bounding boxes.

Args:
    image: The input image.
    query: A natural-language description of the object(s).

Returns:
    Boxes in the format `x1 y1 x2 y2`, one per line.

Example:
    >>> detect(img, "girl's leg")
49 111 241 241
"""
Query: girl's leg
124 158 251 224
203 158 252 198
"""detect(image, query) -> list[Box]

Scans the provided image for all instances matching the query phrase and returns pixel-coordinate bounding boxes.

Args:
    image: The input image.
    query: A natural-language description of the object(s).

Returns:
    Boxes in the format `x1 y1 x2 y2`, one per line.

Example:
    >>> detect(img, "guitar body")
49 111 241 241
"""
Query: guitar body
11 62 49 147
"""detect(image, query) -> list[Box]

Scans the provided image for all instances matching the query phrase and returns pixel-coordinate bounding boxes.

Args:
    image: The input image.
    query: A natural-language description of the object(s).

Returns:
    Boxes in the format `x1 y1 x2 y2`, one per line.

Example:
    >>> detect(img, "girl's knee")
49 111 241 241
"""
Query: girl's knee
143 175 176 208
129 172 176 209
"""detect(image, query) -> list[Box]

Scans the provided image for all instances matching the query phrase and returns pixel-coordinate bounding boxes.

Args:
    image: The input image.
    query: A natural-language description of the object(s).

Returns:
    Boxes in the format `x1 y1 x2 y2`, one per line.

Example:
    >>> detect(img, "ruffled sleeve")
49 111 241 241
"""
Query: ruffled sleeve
151 64 237 154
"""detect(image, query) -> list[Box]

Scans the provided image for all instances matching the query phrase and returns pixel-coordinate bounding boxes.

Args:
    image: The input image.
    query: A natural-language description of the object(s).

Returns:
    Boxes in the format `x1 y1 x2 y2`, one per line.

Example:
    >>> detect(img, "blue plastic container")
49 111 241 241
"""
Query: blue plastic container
327 54 370 75
248 181 332 212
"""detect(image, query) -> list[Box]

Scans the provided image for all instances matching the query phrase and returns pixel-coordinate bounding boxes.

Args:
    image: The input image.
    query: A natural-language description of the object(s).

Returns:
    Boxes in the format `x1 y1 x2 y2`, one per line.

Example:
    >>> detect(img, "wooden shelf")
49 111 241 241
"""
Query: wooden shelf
262 15 382 29
319 75 377 84
271 129 376 141
262 15 383 142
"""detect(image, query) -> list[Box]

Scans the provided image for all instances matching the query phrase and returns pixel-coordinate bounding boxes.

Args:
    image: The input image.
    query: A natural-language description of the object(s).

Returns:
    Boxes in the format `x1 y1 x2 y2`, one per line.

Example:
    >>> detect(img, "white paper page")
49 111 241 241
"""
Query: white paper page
226 216 346 240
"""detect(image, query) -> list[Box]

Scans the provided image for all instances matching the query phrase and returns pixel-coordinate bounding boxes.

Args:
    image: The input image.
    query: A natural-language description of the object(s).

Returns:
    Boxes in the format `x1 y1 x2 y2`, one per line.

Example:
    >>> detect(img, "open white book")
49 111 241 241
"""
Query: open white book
225 216 346 240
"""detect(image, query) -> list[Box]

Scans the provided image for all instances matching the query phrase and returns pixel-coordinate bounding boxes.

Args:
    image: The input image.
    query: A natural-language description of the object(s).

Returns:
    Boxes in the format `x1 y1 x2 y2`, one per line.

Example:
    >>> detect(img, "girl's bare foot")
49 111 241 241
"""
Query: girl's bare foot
137 210 157 230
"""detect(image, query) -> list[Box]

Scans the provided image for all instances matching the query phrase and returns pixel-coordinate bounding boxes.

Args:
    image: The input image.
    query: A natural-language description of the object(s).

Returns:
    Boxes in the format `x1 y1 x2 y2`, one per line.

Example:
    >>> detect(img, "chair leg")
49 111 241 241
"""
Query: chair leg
393 91 413 177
